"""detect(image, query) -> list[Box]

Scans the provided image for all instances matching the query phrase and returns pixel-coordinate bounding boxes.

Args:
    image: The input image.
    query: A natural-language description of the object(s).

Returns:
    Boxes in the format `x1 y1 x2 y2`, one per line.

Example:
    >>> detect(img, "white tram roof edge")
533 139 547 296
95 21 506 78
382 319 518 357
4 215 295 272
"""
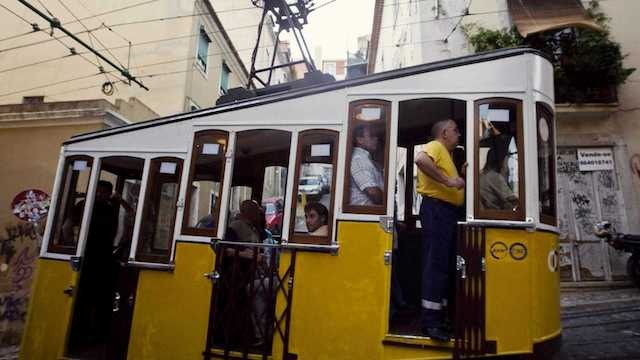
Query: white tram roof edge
63 46 552 150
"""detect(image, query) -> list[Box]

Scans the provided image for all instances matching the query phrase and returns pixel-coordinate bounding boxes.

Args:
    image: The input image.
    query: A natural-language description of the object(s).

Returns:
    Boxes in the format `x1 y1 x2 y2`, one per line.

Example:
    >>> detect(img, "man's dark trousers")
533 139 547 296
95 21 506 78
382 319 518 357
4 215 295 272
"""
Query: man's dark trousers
420 196 458 328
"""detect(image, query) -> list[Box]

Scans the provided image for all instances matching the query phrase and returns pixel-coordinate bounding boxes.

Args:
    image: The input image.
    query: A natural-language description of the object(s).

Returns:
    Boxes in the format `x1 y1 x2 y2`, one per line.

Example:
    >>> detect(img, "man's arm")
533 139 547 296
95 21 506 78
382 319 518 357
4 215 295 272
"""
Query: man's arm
364 187 384 205
415 151 464 189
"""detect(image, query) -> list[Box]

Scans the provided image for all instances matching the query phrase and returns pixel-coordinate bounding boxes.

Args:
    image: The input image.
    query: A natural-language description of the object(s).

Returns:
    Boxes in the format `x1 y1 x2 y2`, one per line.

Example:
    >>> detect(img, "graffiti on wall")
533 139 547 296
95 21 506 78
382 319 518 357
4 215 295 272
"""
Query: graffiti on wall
0 222 42 347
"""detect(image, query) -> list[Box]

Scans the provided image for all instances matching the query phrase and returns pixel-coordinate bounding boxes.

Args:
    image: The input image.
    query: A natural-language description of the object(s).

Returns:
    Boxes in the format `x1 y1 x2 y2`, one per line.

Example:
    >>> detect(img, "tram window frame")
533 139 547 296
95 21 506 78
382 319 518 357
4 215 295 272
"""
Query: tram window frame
48 155 94 254
181 130 228 237
536 102 557 226
289 129 339 245
343 99 391 215
136 157 183 264
474 98 526 221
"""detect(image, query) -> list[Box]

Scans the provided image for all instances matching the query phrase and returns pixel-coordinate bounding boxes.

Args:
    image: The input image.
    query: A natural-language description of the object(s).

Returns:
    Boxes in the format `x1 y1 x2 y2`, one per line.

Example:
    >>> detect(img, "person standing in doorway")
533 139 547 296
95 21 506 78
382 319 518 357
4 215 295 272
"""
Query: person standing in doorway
414 119 465 341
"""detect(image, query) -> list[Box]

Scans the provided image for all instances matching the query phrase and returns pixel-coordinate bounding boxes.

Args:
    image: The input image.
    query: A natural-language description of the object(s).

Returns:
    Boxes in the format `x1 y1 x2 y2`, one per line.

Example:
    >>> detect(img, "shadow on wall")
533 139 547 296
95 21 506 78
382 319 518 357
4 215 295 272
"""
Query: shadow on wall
632 154 640 180
0 222 41 349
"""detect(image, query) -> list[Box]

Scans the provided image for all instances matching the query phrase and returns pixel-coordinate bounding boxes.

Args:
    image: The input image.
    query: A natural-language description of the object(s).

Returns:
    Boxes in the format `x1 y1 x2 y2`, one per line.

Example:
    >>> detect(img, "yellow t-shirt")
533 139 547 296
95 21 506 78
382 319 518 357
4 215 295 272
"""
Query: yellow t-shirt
416 140 464 206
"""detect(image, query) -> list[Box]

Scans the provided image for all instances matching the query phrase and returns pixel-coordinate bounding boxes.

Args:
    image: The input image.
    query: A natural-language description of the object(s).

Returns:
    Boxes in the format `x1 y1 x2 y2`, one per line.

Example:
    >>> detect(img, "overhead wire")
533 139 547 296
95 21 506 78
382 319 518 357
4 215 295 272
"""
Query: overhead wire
0 41 280 99
34 0 54 16
56 0 127 68
0 10 260 54
0 3 32 23
0 25 260 75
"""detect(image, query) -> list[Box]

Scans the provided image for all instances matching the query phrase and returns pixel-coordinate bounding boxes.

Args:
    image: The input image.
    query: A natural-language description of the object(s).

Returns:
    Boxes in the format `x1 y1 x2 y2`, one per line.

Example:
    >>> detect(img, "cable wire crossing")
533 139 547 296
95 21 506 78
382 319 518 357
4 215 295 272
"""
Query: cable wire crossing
15 0 149 91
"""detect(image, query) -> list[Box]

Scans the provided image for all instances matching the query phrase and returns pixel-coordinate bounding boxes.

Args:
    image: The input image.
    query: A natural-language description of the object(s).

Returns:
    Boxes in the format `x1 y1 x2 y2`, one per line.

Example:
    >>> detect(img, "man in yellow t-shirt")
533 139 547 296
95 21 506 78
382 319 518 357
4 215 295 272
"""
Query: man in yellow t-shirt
414 119 465 342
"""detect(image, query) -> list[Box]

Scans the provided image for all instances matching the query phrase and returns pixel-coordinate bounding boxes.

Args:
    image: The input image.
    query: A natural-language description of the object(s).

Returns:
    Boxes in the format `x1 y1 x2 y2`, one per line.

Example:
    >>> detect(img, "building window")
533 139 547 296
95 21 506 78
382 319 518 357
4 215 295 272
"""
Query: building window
289 130 339 245
343 100 391 214
537 102 556 225
48 155 93 254
475 98 525 221
182 130 228 237
220 62 231 94
197 25 211 72
136 157 183 263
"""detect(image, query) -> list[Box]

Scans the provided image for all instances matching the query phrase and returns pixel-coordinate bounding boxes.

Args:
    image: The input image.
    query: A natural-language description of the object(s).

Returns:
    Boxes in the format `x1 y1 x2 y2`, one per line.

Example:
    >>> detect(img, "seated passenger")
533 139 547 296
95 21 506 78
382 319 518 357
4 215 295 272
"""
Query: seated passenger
479 148 518 210
350 123 384 205
304 202 329 236
227 199 262 243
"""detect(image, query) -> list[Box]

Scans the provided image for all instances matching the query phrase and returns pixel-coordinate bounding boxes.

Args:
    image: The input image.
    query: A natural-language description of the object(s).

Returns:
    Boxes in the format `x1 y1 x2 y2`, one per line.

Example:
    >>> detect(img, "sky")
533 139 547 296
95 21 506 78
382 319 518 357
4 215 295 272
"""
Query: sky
281 0 375 61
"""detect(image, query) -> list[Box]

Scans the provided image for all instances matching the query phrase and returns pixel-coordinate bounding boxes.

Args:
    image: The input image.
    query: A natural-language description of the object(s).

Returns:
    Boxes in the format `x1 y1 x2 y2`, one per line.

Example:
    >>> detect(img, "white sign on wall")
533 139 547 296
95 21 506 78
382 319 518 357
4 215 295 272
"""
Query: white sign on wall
577 147 614 171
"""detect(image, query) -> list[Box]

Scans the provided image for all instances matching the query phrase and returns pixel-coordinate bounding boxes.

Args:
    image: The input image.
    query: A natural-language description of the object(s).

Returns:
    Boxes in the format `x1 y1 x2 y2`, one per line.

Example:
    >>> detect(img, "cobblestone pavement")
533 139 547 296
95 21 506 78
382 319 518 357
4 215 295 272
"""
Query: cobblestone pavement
554 285 640 360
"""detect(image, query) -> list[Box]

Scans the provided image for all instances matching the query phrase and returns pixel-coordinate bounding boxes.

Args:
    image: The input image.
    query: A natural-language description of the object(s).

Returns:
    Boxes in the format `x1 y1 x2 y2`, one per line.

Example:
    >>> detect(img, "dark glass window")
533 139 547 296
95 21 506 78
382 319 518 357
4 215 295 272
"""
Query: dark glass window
343 100 390 214
475 98 525 221
48 155 93 254
537 102 557 225
136 157 183 263
289 130 339 245
182 130 228 237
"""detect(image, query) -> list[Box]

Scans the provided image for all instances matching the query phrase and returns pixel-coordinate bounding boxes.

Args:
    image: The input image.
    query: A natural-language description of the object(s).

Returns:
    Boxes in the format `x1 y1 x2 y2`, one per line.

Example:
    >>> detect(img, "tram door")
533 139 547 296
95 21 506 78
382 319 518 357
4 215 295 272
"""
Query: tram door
67 156 144 360
206 130 291 357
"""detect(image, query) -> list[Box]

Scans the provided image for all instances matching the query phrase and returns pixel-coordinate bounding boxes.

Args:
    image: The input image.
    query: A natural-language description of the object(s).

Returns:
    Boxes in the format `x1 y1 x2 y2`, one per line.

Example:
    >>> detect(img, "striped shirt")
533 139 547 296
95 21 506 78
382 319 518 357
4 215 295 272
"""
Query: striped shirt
350 147 384 206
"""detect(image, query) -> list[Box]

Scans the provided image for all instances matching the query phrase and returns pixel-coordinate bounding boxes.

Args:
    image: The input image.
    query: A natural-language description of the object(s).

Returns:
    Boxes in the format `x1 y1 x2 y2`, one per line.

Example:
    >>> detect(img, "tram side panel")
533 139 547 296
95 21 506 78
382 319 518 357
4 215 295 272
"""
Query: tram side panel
286 221 390 359
484 228 561 355
126 242 214 360
19 259 78 360
530 230 561 344
485 228 533 354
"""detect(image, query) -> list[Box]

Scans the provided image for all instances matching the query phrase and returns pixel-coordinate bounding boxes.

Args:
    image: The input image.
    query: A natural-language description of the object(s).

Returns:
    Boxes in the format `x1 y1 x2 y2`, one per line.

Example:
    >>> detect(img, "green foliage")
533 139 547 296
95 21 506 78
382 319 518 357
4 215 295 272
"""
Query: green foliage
464 1 635 102
463 24 523 52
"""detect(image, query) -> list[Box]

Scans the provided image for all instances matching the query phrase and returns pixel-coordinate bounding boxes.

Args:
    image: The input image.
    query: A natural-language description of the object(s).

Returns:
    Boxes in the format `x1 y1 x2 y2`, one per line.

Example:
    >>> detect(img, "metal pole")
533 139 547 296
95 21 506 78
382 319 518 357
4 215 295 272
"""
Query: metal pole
17 0 149 91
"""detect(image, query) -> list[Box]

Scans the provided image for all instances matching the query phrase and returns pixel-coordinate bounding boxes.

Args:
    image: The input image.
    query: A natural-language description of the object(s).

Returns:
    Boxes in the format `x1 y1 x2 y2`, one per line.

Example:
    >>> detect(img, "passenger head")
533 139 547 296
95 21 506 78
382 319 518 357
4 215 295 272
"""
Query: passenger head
431 119 460 151
353 123 379 153
484 148 508 173
96 180 113 202
239 199 262 227
304 202 328 233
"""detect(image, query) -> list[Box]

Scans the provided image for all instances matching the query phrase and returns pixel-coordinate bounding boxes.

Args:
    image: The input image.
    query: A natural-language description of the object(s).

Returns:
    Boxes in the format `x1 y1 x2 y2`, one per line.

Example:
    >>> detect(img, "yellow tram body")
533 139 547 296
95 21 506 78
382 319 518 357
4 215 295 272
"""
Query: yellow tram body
20 48 560 359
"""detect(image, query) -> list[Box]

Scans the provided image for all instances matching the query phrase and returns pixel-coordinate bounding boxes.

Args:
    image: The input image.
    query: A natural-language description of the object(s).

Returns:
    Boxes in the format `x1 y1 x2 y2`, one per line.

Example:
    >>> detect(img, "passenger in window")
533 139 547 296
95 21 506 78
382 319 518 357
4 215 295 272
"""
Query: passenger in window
304 202 329 236
414 119 465 342
227 199 262 243
480 147 518 210
350 123 384 205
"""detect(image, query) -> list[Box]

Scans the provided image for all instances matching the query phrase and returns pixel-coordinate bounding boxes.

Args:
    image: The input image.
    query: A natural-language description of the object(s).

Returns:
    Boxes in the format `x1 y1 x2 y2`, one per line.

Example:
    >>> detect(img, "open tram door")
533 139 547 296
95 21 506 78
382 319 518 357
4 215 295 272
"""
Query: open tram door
204 129 294 358
390 98 471 337
65 156 144 360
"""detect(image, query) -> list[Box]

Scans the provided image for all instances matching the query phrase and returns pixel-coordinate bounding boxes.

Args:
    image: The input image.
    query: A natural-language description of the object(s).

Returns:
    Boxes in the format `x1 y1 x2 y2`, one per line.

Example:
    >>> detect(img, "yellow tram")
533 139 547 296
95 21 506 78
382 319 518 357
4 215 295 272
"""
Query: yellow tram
20 47 560 359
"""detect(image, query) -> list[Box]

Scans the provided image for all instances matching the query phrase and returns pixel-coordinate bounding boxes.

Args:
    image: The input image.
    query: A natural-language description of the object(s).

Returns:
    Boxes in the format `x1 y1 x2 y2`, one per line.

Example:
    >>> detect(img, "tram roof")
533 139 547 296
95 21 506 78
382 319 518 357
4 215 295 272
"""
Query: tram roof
65 47 549 145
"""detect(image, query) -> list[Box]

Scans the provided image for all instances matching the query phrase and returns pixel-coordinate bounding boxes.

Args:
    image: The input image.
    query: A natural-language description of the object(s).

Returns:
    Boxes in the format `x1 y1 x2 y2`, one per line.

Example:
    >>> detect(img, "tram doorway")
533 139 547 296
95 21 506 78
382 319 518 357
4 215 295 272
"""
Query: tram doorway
390 98 467 336
66 156 144 360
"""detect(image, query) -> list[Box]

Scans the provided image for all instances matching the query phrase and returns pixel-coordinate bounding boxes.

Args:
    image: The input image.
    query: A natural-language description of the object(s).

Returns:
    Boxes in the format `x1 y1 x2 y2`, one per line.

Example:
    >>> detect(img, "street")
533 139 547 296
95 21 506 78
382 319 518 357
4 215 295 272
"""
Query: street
554 285 640 360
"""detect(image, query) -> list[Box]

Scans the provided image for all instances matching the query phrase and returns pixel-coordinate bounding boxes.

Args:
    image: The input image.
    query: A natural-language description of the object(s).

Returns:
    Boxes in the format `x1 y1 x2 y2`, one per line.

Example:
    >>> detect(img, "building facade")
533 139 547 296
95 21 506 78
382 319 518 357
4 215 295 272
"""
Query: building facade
369 0 640 282
0 0 250 116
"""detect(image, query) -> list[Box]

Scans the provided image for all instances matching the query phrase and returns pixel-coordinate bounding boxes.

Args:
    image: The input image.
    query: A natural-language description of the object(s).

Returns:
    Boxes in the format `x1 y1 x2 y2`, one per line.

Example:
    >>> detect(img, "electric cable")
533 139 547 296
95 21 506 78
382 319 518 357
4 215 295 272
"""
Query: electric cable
57 0 127 68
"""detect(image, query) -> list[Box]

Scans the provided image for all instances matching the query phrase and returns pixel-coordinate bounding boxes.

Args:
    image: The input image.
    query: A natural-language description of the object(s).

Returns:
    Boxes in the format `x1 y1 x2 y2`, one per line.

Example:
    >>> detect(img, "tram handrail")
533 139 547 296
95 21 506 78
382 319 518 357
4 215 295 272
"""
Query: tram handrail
210 239 340 254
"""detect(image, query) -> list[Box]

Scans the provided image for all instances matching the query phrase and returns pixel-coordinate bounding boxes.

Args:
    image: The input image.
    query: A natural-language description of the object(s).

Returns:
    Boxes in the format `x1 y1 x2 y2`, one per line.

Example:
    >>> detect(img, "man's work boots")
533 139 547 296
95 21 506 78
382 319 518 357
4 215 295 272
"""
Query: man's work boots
421 308 451 342
421 326 451 342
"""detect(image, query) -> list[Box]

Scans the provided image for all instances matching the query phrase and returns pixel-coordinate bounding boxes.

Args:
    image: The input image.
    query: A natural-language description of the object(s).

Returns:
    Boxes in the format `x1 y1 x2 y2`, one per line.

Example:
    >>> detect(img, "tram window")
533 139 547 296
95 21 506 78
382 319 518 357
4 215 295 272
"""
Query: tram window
48 155 93 254
537 102 557 225
344 100 390 214
182 130 228 236
475 98 525 220
136 157 183 263
226 130 291 243
289 130 338 245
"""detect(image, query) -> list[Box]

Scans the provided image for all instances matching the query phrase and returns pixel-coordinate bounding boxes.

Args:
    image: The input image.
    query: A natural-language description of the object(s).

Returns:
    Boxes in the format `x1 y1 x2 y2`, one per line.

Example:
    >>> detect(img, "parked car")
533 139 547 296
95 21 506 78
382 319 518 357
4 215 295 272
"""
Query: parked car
299 176 324 195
